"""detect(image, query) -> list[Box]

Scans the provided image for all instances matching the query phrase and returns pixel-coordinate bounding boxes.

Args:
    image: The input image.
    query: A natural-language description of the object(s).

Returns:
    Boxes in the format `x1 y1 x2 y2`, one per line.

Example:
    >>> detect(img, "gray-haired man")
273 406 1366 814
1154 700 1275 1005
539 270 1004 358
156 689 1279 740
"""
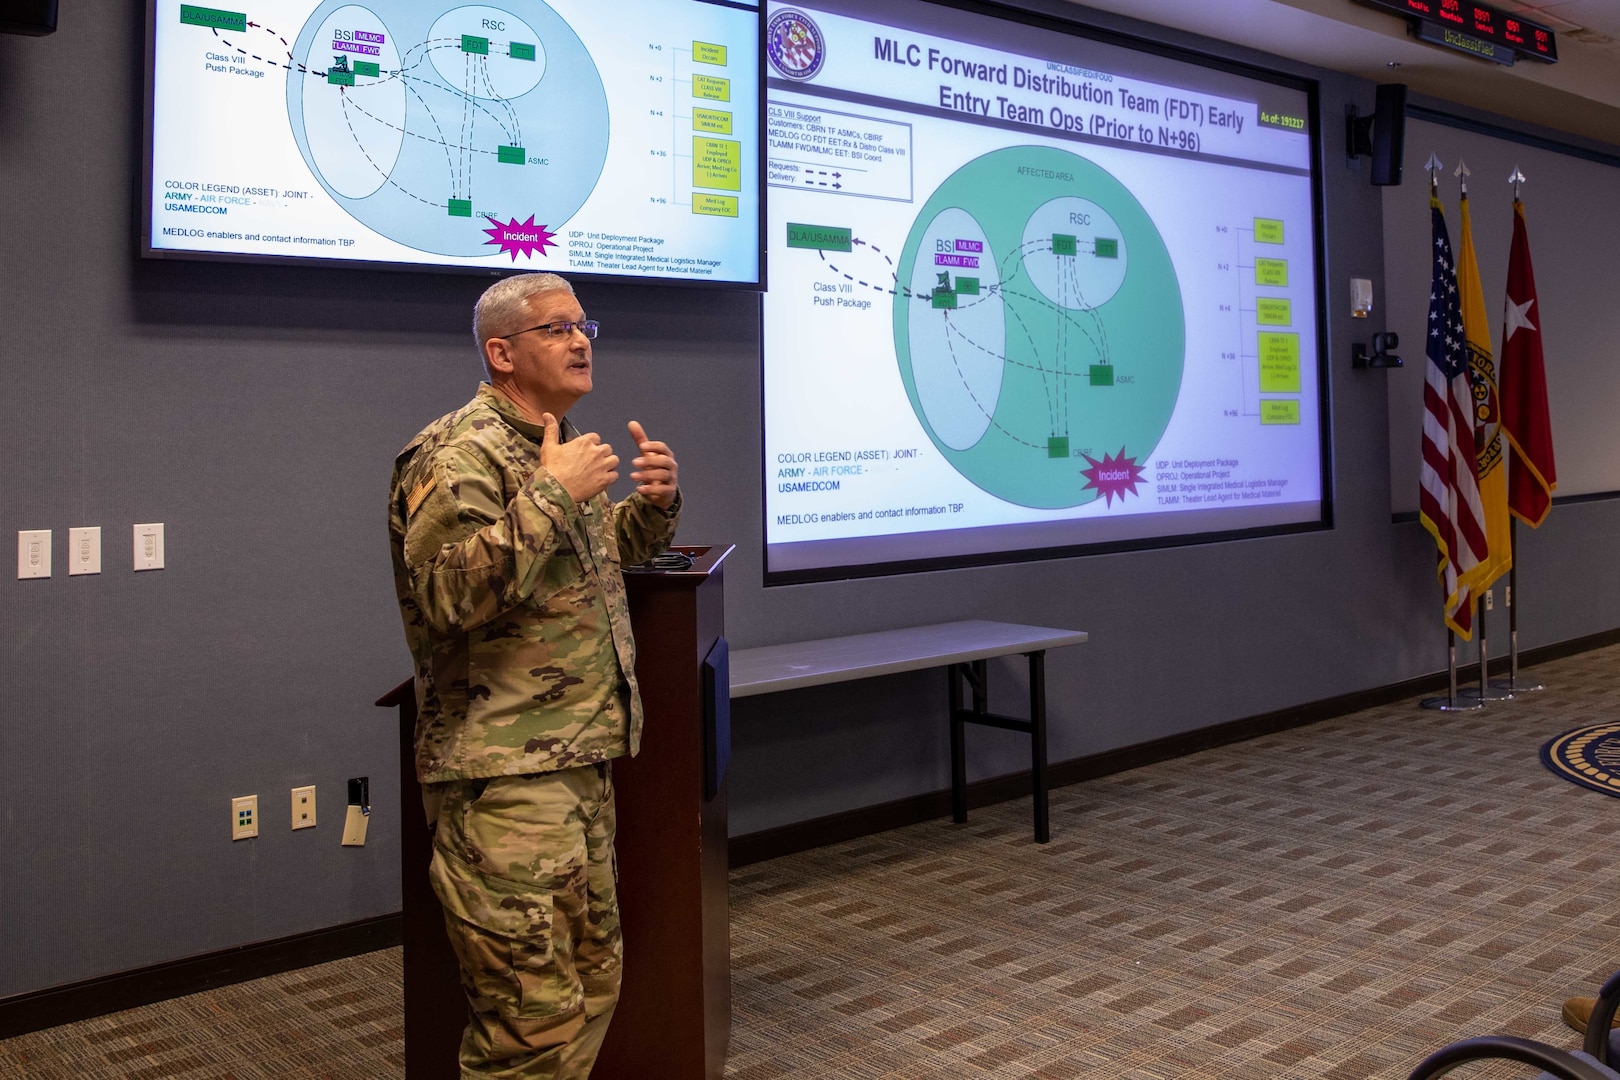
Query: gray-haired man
388 272 680 1077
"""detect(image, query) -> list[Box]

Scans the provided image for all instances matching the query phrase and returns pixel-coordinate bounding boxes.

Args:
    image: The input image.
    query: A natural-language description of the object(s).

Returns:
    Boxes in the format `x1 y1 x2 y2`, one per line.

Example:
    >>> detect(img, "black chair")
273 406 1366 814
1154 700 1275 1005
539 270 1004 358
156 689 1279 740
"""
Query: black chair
1407 968 1620 1080
1405 1035 1617 1080
1585 968 1620 1067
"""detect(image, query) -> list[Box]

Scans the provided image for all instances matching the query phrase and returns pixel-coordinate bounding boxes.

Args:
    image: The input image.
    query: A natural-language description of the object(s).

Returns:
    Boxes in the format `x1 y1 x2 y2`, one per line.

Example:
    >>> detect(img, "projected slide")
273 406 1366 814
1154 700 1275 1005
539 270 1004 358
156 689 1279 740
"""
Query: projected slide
894 145 1183 509
286 2 609 259
763 1 1324 580
146 0 760 281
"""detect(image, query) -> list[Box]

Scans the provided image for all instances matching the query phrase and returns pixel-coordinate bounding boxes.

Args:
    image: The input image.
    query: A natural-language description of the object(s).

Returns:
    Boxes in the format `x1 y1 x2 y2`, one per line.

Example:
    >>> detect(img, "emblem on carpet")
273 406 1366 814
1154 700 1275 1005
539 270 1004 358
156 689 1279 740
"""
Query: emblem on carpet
1540 721 1620 798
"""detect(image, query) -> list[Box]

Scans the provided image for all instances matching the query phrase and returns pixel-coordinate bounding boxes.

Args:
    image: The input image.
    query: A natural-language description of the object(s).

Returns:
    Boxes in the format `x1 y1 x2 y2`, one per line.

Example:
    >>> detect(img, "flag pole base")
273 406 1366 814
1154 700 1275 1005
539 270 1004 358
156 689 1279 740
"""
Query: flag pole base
1420 695 1483 711
1456 684 1514 702
1422 638 1475 710
1502 627 1543 692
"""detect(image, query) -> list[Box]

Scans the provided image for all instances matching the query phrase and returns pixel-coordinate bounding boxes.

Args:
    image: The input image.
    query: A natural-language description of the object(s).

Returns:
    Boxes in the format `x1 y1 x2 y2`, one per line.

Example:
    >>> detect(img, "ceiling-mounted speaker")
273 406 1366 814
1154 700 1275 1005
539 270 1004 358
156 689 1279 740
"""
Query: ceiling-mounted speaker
1 0 58 36
1347 83 1407 186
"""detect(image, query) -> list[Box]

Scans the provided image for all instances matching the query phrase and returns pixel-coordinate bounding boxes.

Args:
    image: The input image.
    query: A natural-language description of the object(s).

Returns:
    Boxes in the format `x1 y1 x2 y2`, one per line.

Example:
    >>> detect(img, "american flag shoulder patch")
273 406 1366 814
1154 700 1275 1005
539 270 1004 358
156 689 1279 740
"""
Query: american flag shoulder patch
405 474 438 518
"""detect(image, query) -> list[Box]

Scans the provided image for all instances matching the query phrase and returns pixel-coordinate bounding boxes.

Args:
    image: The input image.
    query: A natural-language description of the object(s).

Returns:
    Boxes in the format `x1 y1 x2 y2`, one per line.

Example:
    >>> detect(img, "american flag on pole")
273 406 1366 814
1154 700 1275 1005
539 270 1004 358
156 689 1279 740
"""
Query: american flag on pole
1418 197 1488 639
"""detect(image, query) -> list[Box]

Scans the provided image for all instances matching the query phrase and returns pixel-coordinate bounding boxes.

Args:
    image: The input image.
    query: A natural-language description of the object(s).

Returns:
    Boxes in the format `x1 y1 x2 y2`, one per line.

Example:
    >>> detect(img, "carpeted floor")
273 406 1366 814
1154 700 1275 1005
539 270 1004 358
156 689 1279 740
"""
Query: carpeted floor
0 949 405 1079
3 645 1617 1078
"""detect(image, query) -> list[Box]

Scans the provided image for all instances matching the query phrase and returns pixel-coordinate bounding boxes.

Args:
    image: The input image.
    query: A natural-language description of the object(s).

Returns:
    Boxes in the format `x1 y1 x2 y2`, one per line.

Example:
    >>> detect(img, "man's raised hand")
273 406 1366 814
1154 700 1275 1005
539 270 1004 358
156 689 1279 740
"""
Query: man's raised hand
628 420 679 509
540 413 619 504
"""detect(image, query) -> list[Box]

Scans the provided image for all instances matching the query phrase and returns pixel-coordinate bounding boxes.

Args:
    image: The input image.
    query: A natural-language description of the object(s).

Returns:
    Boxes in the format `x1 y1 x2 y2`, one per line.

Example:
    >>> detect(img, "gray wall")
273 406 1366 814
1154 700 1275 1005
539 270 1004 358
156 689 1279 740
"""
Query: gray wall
2 6 1616 1001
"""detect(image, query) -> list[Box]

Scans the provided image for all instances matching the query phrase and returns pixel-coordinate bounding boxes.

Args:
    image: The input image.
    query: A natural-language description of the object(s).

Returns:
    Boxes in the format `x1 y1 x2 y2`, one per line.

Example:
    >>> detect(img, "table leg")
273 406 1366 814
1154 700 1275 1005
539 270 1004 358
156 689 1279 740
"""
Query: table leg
948 664 966 823
1029 650 1049 844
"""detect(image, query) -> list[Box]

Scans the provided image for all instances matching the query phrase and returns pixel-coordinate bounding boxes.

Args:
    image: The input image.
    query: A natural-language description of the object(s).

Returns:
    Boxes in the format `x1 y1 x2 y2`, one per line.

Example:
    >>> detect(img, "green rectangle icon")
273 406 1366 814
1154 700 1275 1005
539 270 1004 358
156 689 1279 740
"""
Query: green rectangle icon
1254 218 1285 243
180 5 246 31
693 194 738 218
956 277 979 295
1052 233 1076 257
327 69 355 86
1047 437 1069 459
693 41 727 66
1255 258 1288 287
1261 400 1301 425
693 137 741 191
1258 332 1301 392
448 199 472 217
1094 237 1119 259
1089 365 1114 387
461 35 489 54
932 290 957 310
352 60 380 77
510 41 535 61
693 75 730 101
786 223 851 251
1258 110 1306 131
1256 298 1291 326
498 145 525 164
693 108 732 135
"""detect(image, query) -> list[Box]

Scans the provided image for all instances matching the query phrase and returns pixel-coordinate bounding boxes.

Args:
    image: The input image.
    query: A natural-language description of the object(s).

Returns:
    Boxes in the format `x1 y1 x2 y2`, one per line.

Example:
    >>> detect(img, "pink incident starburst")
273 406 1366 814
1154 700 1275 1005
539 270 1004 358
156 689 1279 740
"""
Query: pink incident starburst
482 215 558 262
1080 448 1146 507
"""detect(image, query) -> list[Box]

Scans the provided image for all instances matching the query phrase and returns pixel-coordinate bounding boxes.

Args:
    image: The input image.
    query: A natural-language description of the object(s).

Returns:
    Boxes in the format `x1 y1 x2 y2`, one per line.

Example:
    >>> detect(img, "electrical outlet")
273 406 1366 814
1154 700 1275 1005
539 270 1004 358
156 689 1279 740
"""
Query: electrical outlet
133 523 165 571
232 795 259 840
342 776 369 847
341 806 369 846
1485 590 1494 611
291 785 316 830
17 530 51 579
69 527 101 576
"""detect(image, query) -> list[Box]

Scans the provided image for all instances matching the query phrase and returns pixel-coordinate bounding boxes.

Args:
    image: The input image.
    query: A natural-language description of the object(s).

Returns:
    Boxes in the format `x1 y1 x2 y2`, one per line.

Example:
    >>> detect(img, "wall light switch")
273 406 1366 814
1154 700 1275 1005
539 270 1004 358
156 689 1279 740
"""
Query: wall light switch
291 785 316 830
68 527 101 576
17 530 51 579
133 523 165 571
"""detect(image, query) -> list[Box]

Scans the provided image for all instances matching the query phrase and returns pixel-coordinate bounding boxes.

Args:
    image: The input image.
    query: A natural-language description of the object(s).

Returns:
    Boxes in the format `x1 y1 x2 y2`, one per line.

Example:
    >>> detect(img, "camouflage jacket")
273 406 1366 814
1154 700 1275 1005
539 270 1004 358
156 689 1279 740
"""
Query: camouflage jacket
388 384 679 784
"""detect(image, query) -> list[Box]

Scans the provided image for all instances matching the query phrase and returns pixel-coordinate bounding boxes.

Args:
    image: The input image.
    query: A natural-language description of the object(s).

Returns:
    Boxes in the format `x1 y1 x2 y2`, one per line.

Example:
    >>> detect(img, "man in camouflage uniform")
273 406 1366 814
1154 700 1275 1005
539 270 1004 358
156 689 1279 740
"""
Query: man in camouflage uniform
388 272 680 1078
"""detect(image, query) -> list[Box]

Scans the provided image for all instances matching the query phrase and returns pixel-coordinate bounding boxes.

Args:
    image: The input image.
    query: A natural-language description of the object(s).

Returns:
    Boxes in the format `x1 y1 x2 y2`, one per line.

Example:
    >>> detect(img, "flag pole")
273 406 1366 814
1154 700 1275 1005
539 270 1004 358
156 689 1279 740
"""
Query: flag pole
1461 590 1512 701
1495 167 1547 695
1458 586 1512 702
1508 534 1518 684
1417 154 1480 713
1455 157 1511 705
1422 616 1481 712
1496 517 1545 693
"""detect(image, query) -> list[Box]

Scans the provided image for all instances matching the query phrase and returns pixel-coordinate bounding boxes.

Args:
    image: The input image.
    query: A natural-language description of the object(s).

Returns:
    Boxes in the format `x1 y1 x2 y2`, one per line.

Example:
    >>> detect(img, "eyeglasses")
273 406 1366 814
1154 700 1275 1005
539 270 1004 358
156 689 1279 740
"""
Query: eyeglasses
502 319 600 340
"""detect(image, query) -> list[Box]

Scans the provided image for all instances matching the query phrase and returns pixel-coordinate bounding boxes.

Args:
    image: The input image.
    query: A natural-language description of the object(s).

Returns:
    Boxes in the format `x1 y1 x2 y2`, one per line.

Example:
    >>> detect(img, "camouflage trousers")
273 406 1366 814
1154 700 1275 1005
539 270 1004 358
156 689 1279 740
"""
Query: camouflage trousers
425 763 622 1079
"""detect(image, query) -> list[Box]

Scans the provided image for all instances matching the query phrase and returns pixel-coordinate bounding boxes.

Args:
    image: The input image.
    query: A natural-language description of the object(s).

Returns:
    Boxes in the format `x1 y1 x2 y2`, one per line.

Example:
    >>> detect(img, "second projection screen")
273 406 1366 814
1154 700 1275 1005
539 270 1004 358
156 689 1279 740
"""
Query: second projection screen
763 0 1325 580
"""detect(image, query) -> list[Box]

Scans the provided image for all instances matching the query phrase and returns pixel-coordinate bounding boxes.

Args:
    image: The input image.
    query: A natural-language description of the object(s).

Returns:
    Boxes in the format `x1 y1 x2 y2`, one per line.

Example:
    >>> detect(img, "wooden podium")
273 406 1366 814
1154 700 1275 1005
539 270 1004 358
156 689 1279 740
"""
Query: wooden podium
378 544 734 1079
598 544 733 1079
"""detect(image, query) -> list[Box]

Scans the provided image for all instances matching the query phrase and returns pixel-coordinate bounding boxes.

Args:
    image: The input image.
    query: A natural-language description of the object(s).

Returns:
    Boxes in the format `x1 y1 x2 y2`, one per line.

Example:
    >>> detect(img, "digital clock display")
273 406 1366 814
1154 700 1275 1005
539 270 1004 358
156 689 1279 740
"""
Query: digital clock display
1357 0 1558 61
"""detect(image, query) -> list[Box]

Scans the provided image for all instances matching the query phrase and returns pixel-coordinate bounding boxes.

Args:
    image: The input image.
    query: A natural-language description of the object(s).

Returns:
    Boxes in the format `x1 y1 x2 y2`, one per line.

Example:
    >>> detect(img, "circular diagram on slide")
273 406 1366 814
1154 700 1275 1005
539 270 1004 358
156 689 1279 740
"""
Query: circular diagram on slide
893 145 1184 509
286 1 608 257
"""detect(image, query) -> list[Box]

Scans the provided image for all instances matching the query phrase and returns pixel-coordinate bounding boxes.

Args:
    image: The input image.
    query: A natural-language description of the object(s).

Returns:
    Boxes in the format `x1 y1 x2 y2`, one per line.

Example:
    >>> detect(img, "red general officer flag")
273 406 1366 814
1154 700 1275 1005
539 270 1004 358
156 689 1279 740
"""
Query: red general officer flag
1499 200 1557 526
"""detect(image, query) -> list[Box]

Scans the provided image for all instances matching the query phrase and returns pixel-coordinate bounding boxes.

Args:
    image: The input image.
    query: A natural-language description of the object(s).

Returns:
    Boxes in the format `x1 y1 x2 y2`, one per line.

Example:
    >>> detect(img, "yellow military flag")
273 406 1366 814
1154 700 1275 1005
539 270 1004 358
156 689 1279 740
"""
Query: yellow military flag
1456 192 1511 591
